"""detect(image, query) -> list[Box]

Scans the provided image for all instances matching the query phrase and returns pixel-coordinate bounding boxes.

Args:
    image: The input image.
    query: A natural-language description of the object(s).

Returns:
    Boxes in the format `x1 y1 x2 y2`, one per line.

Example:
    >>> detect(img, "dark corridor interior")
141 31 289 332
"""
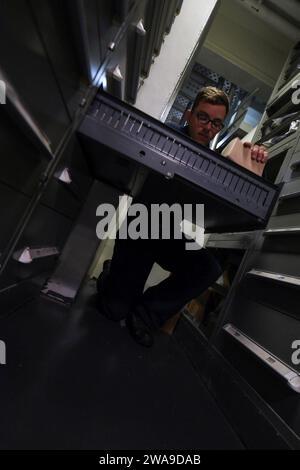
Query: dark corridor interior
1 0 300 451
0 280 243 450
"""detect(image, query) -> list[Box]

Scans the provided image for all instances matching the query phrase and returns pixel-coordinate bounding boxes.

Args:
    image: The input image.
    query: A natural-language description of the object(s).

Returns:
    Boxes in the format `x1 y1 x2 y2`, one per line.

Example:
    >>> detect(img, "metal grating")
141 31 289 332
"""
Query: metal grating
166 62 248 125
175 95 190 110
168 108 183 123
193 63 220 83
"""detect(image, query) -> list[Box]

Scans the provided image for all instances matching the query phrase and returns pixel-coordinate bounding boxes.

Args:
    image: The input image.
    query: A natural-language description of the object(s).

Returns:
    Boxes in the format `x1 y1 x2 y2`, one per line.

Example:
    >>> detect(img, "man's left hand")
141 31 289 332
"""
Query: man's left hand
243 142 268 164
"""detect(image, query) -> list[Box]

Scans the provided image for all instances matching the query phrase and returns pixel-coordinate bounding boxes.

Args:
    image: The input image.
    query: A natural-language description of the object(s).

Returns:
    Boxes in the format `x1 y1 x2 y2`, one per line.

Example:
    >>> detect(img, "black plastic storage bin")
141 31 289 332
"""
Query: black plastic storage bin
78 90 279 232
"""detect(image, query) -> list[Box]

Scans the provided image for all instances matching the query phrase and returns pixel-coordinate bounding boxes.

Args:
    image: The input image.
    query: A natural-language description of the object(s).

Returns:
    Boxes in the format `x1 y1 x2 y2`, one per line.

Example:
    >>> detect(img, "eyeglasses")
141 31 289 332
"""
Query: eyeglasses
194 111 224 131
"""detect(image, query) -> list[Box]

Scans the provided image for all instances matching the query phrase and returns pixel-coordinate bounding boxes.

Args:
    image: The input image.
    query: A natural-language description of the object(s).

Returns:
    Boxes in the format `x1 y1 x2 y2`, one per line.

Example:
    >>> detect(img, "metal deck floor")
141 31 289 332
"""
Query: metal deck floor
0 279 243 450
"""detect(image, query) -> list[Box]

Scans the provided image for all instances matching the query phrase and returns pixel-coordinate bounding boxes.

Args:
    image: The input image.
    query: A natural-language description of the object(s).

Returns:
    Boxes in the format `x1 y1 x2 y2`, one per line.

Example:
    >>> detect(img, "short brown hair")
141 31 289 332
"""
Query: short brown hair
192 86 230 115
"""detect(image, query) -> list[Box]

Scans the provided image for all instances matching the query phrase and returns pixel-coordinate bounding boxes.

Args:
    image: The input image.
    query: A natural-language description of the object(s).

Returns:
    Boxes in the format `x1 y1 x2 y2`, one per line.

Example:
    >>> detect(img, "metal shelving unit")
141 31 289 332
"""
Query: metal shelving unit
176 39 300 450
203 39 300 447
0 0 180 313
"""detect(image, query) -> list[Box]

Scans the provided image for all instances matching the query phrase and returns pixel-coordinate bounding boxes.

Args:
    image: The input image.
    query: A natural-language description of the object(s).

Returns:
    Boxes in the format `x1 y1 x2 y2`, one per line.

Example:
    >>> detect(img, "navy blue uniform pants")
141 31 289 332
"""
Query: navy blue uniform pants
99 235 222 327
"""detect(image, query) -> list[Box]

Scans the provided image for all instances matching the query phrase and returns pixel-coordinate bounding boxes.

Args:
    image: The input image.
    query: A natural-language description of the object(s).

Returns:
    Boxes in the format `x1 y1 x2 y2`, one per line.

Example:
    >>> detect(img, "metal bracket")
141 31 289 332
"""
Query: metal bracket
264 226 300 236
55 167 72 184
223 323 300 393
13 246 59 264
247 269 300 287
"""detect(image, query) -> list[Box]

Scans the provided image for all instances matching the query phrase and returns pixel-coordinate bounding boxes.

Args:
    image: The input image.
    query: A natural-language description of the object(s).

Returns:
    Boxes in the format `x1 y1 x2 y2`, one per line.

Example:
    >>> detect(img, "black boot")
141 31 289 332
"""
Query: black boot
126 310 154 347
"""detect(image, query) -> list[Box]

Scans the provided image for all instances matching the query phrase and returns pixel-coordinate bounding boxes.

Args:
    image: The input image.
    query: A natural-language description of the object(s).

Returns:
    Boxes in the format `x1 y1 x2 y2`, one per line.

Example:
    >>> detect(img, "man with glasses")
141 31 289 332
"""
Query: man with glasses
176 86 267 163
97 86 268 347
185 87 227 146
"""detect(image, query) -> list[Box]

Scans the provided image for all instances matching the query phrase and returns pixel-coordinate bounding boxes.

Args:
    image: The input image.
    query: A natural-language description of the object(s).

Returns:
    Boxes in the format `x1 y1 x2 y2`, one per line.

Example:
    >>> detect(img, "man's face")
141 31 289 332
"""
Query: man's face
186 101 227 146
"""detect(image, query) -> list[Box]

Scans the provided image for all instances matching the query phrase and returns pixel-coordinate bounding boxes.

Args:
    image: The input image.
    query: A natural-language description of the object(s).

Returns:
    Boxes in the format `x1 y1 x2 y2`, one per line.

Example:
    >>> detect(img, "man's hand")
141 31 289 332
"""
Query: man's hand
221 138 268 176
243 142 268 164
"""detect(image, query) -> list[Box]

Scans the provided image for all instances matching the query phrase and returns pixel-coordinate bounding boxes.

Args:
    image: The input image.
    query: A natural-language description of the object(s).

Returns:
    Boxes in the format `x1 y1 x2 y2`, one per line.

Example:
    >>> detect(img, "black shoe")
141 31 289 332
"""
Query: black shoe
126 311 154 348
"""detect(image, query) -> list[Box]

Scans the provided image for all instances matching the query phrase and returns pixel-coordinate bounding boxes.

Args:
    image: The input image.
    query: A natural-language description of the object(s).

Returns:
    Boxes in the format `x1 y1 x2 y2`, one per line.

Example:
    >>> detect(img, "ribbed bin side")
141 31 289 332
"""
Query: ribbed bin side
79 91 279 230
